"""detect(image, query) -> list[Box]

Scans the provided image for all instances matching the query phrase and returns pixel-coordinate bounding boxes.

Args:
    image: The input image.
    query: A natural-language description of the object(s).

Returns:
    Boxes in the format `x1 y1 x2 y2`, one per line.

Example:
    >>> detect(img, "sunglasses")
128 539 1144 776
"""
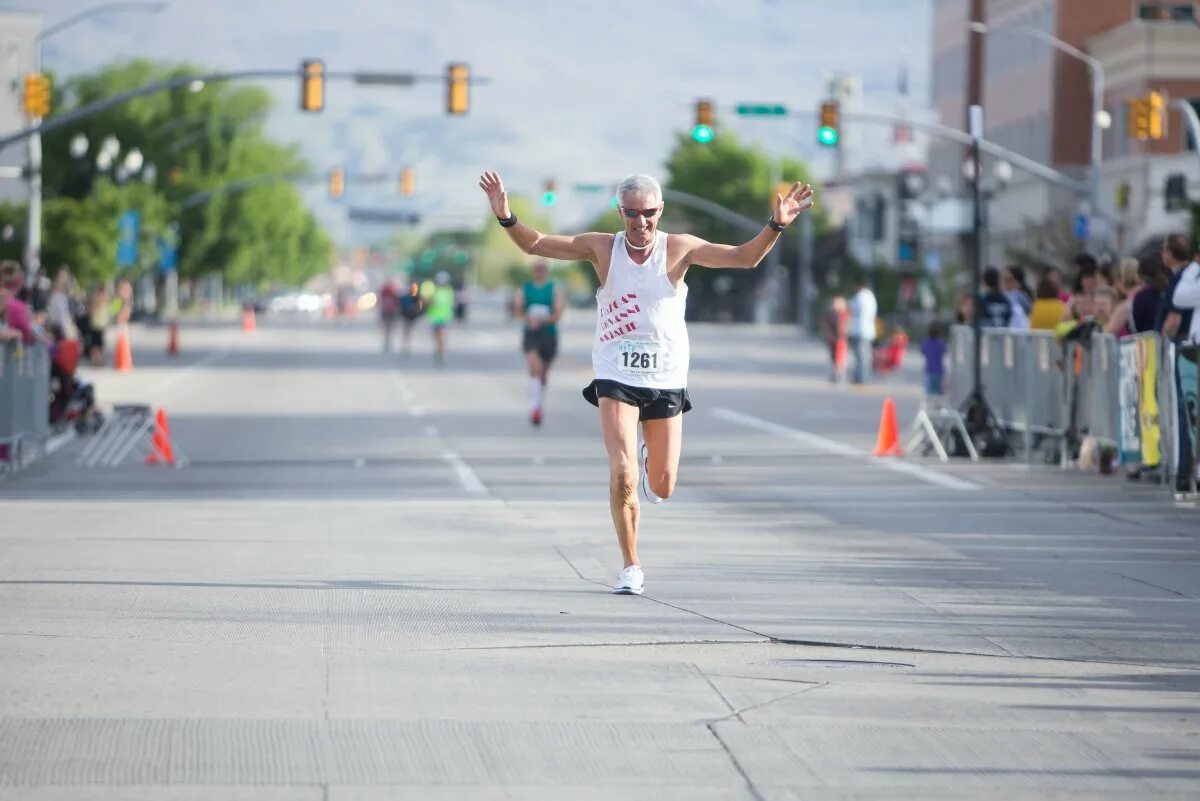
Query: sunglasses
620 206 660 219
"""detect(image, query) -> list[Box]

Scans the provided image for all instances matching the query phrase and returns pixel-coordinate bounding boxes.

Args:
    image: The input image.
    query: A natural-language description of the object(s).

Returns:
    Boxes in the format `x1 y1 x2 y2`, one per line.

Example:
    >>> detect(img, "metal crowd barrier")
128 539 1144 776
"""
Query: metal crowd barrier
948 326 1069 461
947 326 1197 489
1175 344 1199 494
0 341 50 473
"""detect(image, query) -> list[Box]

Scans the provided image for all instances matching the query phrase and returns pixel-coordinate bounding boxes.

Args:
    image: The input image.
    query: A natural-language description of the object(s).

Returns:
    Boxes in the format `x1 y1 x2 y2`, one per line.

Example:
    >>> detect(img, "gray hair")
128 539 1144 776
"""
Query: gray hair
616 174 662 205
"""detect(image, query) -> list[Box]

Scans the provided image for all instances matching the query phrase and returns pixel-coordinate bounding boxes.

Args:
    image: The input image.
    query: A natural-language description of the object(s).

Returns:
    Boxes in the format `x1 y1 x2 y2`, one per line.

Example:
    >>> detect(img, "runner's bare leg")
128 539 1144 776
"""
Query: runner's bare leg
599 398 641 567
641 414 682 500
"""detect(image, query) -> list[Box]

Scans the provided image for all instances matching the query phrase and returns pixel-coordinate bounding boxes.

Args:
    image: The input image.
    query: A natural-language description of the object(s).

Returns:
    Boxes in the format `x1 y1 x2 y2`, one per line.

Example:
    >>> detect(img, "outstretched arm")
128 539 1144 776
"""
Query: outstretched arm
679 182 815 269
479 171 605 262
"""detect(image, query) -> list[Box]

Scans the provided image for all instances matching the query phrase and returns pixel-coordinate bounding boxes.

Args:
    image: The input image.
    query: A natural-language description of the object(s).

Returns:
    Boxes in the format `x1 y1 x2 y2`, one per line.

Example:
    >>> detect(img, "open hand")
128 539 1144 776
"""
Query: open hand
478 171 511 219
775 182 815 227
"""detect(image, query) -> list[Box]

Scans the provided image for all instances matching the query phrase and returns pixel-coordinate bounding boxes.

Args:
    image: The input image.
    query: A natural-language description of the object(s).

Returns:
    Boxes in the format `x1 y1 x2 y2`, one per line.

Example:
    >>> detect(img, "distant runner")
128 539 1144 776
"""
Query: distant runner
515 260 565 426
426 271 455 366
480 170 813 595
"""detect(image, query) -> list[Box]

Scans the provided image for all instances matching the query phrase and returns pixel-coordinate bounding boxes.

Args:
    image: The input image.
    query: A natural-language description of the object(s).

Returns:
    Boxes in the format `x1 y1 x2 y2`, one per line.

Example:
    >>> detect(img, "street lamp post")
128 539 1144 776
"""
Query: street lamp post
969 21 1107 237
26 2 168 282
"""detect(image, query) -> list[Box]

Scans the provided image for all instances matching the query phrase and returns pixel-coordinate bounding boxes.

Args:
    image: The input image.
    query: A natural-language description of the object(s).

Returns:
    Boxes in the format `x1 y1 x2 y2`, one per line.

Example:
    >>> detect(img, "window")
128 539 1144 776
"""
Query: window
1135 2 1197 20
1188 99 1200 151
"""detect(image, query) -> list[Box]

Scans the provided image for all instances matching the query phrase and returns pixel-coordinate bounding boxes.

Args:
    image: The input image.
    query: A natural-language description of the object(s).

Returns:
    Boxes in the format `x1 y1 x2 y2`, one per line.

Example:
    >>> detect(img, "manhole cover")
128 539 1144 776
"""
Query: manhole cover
768 659 913 670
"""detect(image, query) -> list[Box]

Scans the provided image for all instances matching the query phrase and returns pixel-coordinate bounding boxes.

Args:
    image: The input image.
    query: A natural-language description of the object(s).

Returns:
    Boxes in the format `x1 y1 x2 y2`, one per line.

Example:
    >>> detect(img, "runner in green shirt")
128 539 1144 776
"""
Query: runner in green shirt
427 272 456 366
512 260 565 426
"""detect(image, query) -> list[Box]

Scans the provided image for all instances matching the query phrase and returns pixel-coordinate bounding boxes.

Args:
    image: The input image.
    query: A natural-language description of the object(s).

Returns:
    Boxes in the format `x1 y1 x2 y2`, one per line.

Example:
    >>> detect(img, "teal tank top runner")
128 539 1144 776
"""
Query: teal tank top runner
522 281 556 335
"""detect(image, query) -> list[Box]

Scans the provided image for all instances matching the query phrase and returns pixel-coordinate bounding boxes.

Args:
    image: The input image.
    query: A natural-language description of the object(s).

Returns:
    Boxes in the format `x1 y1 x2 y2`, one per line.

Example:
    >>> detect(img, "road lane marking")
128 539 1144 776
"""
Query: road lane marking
45 428 77 455
711 407 980 492
151 346 233 396
442 449 488 495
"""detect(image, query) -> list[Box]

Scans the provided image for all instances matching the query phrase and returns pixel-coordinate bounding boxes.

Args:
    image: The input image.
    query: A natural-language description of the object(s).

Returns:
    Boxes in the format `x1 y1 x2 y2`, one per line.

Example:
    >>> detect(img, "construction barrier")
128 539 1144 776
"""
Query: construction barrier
0 341 50 473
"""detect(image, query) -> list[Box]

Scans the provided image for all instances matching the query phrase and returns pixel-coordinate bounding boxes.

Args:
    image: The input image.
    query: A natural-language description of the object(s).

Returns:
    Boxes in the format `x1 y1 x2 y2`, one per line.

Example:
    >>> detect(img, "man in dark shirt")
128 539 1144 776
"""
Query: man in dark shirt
1131 256 1166 334
1161 234 1196 339
1158 234 1197 491
978 266 1014 328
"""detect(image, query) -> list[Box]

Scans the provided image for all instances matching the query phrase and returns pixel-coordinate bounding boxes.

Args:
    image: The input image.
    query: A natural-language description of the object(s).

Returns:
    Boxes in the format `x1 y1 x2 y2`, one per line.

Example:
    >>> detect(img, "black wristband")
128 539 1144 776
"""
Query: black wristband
767 217 787 233
498 214 518 228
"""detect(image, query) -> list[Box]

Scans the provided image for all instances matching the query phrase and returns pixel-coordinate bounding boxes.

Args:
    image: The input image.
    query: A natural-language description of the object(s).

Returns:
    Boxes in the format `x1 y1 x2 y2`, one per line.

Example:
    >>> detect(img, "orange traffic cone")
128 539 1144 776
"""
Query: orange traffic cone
167 321 179 356
242 307 256 333
872 397 903 457
145 408 176 465
113 327 133 372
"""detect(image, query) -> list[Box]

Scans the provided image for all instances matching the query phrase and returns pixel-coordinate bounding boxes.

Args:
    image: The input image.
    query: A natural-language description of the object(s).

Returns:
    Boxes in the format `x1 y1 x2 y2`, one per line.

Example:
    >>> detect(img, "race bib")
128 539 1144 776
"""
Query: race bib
617 339 664 375
526 303 551 321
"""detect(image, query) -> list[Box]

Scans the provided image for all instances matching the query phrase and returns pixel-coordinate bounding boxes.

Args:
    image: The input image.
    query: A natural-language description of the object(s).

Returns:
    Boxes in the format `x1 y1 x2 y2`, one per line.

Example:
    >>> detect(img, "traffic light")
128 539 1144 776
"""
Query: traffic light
22 73 50 119
400 167 414 196
817 100 840 147
447 63 469 115
1148 90 1166 140
542 179 557 207
1129 97 1149 140
692 98 715 143
300 59 324 113
1129 91 1168 142
329 167 345 199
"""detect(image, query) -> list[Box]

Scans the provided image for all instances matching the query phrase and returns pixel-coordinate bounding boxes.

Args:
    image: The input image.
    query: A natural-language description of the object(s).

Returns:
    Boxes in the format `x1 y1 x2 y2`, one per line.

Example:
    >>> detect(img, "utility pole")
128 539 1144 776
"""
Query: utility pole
962 0 1001 446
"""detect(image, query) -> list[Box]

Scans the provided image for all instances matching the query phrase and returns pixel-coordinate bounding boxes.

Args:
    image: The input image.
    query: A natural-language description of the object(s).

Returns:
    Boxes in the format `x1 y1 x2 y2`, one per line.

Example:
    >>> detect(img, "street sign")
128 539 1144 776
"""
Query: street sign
157 222 180 274
1074 213 1089 241
736 104 787 116
348 209 421 224
116 210 140 267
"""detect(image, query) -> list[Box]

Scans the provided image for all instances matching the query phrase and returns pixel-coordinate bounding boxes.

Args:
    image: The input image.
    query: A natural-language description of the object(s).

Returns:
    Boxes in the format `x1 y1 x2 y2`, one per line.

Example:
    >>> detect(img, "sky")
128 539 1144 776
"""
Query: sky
28 0 933 244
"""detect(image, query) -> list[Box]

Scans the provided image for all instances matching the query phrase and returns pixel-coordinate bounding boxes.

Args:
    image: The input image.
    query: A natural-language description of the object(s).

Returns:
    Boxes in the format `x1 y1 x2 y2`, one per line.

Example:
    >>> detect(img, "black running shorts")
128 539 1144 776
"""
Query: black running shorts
522 328 558 363
582 379 692 421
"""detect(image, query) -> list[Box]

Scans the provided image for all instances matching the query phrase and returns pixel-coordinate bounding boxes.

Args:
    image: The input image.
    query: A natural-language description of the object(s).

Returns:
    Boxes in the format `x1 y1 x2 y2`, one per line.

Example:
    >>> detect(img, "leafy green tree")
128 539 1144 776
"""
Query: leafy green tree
662 130 824 320
35 59 328 290
41 179 170 289
472 197 552 289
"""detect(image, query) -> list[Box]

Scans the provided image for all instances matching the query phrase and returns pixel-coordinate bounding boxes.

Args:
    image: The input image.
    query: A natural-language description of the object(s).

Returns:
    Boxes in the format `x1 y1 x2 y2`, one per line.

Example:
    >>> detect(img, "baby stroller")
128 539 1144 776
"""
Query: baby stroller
48 338 103 434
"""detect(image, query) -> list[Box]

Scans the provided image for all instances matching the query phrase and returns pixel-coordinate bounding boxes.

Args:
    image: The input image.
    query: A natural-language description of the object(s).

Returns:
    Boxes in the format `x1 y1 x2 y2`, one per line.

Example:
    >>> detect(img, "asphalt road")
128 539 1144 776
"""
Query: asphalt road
2 299 1198 799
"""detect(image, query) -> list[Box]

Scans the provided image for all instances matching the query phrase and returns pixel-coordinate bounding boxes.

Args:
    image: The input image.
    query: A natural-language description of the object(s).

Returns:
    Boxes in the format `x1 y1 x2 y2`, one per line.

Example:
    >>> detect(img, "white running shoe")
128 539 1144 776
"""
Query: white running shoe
613 564 645 595
639 442 663 505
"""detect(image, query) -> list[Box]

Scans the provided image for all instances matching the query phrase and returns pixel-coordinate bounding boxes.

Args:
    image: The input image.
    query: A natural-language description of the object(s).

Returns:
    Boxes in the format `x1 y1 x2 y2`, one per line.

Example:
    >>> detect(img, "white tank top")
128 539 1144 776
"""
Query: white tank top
592 231 690 388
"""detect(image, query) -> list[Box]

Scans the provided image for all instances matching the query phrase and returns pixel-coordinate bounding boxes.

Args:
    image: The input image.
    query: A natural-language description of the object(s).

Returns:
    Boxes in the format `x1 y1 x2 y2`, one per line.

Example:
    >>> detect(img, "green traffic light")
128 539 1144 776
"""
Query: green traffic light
542 191 557 207
817 126 839 147
692 124 714 143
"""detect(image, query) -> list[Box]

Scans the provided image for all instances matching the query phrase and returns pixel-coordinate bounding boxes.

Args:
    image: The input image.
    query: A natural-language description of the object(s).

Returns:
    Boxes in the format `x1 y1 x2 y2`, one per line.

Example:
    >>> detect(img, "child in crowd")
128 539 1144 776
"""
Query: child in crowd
920 321 946 397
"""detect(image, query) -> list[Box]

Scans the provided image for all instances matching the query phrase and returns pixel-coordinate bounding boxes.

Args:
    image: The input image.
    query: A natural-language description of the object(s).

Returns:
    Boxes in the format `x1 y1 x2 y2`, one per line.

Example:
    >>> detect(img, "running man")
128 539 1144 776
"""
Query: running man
479 171 814 595
514 260 565 426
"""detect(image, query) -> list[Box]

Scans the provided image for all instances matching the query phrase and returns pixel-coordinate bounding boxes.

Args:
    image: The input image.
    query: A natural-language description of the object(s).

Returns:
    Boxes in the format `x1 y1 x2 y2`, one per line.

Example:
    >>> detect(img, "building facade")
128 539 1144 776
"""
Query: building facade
929 0 1199 270
0 11 39 205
